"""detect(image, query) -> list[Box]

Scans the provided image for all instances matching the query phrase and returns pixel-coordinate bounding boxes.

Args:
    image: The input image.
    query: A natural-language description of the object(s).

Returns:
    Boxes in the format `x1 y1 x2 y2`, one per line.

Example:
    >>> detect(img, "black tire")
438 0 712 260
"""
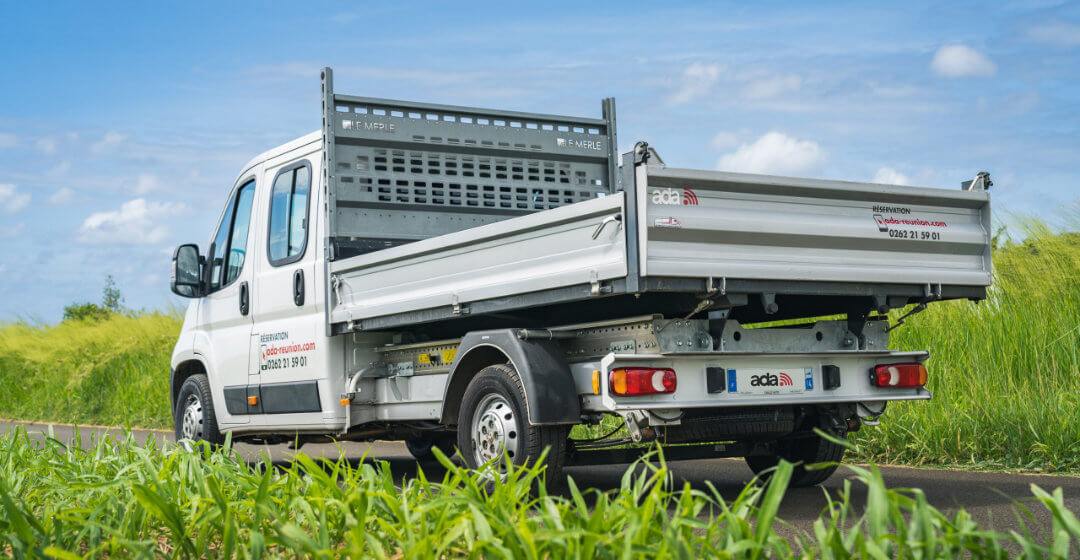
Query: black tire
745 430 845 487
174 374 225 446
457 364 569 481
406 434 457 462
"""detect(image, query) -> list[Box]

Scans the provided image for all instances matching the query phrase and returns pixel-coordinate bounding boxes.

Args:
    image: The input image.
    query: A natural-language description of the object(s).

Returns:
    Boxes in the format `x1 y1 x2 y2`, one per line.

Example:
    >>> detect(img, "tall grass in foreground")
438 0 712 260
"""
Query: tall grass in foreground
853 228 1080 471
2 429 1078 559
0 312 177 428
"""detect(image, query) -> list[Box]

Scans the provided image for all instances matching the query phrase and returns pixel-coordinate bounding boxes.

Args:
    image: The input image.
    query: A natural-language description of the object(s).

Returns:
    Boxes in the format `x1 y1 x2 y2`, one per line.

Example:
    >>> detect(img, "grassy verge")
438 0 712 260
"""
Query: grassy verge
0 312 177 428
853 227 1080 471
2 429 1078 558
0 228 1076 473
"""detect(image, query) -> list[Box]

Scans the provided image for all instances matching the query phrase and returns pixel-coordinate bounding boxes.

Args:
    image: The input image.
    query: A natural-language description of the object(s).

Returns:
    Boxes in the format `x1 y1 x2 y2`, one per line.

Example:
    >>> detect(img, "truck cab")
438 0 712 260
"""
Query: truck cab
169 68 992 487
171 132 341 437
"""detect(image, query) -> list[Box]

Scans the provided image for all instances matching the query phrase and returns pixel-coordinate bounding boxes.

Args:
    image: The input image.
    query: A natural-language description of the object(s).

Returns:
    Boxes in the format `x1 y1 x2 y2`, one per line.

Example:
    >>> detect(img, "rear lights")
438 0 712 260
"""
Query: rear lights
609 367 677 396
871 363 928 388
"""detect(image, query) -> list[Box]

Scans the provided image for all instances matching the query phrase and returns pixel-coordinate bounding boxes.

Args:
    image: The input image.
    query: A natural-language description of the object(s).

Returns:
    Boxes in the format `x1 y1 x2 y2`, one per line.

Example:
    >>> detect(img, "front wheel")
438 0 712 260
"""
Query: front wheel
457 364 568 480
174 374 225 446
745 430 846 487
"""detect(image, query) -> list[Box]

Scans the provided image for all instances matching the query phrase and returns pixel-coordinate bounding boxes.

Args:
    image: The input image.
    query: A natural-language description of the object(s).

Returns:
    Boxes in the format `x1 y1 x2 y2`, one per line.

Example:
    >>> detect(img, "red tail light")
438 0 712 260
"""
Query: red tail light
609 367 677 396
871 363 928 388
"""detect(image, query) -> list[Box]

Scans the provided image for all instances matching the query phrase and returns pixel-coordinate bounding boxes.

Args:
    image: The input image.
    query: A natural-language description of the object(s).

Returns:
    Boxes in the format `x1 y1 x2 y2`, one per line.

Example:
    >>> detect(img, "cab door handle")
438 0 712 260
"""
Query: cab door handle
293 269 305 306
239 281 249 316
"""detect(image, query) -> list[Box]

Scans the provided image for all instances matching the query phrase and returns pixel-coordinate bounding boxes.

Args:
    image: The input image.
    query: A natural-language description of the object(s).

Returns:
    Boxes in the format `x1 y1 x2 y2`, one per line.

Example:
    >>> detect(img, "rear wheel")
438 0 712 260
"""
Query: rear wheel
745 430 845 487
174 374 224 446
457 364 568 481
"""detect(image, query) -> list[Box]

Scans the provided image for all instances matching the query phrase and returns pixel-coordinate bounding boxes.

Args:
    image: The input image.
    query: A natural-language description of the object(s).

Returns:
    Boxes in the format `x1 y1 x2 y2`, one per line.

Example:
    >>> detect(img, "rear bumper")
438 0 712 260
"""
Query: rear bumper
576 350 931 413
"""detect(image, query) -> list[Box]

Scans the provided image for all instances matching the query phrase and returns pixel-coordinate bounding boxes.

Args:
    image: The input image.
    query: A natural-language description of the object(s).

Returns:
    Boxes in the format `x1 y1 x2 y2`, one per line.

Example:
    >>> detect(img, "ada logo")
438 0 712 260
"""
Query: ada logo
749 371 794 387
651 187 699 206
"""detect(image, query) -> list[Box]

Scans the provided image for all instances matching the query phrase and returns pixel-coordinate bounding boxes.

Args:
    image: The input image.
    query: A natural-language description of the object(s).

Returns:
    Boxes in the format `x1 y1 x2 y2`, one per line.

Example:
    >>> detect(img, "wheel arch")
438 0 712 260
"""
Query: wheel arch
170 358 207 413
439 330 581 426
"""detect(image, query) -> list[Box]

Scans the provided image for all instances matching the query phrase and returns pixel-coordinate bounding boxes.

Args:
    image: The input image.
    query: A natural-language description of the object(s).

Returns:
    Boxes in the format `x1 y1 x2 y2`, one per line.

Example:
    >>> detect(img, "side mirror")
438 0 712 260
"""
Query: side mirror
171 243 204 298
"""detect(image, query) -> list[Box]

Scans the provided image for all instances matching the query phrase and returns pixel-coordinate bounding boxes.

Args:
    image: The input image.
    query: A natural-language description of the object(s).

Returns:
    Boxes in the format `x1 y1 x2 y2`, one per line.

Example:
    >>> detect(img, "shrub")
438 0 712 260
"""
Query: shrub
61 302 111 322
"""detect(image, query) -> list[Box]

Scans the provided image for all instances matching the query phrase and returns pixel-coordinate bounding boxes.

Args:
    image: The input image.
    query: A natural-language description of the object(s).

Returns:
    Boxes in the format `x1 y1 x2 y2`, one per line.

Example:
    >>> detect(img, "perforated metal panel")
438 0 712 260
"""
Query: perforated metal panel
321 67 618 260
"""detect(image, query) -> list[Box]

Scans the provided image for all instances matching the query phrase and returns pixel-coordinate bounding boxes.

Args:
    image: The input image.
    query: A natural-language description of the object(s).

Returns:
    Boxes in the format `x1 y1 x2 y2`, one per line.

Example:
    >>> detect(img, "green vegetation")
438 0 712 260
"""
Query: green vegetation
61 275 125 323
0 312 176 428
0 228 1077 473
853 226 1080 471
3 429 1079 558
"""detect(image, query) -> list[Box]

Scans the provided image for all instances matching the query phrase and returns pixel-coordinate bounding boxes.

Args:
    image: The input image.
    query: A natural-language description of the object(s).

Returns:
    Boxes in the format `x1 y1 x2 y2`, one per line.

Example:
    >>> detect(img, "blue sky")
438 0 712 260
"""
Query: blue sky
0 1 1077 321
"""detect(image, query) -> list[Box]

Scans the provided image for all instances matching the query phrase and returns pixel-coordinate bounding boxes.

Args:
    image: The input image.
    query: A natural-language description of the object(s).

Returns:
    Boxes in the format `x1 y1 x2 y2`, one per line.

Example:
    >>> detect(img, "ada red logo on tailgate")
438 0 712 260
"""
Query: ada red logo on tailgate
651 187 699 206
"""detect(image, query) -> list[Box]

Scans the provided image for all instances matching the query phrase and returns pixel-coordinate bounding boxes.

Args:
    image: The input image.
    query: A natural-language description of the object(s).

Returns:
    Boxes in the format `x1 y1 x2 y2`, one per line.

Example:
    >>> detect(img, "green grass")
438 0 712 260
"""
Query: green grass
853 227 1080 472
0 312 177 428
0 227 1077 473
3 428 1079 558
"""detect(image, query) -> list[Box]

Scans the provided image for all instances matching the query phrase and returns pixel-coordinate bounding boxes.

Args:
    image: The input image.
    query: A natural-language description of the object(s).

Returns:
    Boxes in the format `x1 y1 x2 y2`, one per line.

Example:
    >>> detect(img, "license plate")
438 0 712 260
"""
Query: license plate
728 368 813 395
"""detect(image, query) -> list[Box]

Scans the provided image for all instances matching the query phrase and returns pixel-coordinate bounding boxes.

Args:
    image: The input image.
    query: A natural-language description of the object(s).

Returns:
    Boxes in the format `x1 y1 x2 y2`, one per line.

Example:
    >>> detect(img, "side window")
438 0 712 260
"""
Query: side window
207 179 256 292
268 162 311 266
208 196 236 292
224 182 256 285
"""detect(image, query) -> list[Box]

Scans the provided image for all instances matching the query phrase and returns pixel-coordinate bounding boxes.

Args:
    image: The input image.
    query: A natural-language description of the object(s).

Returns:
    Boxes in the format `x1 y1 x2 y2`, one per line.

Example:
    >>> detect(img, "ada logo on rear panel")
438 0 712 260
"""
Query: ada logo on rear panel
748 371 794 387
650 187 699 206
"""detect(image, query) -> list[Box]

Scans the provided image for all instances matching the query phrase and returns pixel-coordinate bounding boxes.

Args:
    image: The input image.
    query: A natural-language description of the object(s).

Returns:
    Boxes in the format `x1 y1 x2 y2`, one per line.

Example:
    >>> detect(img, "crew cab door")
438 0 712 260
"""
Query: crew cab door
249 158 324 424
197 178 258 426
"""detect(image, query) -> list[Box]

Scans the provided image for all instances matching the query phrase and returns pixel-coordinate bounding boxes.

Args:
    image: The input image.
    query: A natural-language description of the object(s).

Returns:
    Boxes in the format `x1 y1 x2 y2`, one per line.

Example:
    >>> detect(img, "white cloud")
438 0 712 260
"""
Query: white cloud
49 187 75 205
0 184 31 214
669 62 722 104
132 174 162 195
710 132 740 151
670 64 805 104
48 161 71 176
36 137 57 154
78 198 186 245
91 131 126 154
0 223 24 239
872 167 911 185
1028 21 1080 47
742 73 802 99
866 80 922 98
716 132 825 176
931 45 996 77
0 133 16 149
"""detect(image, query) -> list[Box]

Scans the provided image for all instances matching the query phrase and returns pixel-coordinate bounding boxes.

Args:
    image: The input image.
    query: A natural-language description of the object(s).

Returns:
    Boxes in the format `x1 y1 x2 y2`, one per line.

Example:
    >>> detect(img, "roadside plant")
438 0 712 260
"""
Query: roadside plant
1 428 1078 558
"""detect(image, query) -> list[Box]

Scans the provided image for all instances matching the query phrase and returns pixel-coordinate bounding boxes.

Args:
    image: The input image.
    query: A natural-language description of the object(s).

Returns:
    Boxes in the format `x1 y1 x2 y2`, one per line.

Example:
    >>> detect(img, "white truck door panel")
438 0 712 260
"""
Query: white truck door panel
250 157 327 425
198 178 258 426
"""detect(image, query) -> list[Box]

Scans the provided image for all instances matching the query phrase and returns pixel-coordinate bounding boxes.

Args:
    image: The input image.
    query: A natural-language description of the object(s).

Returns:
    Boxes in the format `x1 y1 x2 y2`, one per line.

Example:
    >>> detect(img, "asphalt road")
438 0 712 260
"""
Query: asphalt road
5 420 1078 543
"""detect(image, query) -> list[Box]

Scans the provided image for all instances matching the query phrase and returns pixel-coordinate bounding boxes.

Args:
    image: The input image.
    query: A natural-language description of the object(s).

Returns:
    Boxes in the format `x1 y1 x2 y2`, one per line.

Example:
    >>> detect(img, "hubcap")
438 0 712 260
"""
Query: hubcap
180 393 204 440
470 394 520 466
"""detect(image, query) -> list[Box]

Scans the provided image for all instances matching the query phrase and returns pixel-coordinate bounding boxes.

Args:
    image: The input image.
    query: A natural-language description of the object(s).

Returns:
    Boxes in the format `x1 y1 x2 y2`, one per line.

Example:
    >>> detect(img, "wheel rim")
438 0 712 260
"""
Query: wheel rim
180 393 203 440
470 393 520 466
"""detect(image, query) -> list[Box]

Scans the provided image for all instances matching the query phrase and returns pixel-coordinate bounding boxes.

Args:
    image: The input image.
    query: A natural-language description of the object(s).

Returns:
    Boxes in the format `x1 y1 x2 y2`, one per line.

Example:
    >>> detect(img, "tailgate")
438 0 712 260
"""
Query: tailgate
635 165 992 287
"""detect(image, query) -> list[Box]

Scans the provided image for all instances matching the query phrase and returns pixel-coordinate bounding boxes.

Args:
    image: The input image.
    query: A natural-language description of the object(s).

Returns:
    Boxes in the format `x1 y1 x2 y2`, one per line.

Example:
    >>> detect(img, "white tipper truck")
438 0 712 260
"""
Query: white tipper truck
169 67 993 486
